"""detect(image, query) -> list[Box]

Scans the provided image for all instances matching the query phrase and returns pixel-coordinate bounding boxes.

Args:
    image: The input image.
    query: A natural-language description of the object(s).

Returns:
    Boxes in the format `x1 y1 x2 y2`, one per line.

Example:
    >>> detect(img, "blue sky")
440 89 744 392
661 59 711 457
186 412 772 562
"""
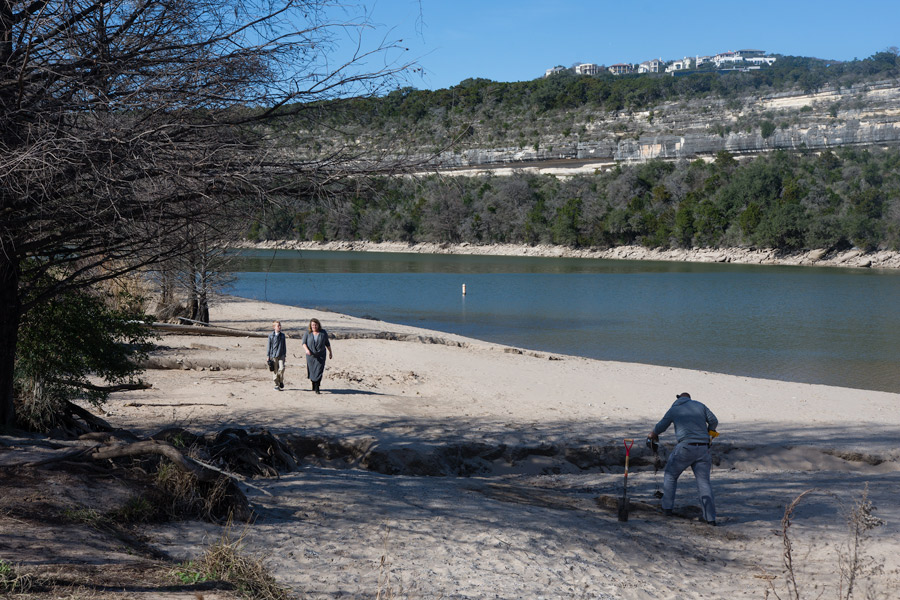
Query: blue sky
349 0 898 90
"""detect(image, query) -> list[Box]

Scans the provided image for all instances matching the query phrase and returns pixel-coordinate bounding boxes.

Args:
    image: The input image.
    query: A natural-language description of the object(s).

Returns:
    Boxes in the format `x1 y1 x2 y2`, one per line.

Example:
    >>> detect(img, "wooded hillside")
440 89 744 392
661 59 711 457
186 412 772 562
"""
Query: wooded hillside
251 147 900 252
254 52 900 253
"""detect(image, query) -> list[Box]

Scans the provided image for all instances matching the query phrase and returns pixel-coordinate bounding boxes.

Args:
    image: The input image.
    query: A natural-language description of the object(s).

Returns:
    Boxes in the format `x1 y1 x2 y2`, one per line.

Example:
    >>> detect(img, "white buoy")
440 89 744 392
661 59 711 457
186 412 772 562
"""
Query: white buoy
462 283 466 296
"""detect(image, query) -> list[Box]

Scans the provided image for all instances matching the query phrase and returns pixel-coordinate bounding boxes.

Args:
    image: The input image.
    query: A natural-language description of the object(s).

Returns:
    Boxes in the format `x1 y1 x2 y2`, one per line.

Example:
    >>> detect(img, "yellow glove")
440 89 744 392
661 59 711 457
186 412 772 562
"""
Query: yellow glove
708 430 719 439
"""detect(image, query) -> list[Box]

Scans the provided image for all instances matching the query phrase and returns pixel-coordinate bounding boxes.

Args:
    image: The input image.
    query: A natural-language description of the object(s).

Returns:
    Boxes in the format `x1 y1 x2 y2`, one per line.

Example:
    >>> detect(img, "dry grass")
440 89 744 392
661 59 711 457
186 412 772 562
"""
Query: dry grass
374 527 425 600
837 486 885 600
765 486 886 600
173 525 294 600
0 559 38 594
154 460 234 522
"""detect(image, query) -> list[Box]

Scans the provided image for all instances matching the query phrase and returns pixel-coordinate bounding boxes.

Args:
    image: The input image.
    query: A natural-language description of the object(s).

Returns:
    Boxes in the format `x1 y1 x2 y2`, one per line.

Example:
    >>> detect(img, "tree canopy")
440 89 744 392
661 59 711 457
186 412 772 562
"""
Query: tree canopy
0 0 416 427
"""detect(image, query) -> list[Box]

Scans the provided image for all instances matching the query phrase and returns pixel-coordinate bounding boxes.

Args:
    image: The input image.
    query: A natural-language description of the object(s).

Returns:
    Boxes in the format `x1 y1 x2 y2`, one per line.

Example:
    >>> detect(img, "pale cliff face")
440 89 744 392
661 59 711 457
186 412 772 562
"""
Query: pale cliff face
398 83 900 169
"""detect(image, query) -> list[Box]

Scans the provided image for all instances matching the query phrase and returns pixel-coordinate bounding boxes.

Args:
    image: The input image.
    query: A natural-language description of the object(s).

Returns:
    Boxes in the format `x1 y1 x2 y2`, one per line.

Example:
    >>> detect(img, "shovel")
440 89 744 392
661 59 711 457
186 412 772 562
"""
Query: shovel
617 438 635 522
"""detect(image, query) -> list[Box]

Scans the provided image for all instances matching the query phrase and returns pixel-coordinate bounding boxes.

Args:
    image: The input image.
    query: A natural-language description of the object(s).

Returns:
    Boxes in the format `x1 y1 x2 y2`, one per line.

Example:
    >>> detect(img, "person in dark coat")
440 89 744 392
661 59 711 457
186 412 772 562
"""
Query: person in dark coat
302 318 332 393
267 320 287 390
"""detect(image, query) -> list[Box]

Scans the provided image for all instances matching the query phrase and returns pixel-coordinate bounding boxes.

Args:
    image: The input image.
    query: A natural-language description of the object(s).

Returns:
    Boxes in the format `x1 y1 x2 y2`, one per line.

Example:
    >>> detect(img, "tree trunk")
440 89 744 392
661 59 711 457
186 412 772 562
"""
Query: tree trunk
189 296 200 321
0 256 21 428
197 289 209 324
159 270 173 306
1 0 20 429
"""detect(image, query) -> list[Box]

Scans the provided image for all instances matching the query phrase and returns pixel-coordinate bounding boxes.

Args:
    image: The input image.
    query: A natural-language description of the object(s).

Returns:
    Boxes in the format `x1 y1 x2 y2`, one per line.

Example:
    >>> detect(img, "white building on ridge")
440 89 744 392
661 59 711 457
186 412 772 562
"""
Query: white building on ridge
713 51 742 67
745 55 777 66
574 63 603 76
665 57 693 72
543 48 776 79
608 63 634 75
638 58 664 73
544 66 568 77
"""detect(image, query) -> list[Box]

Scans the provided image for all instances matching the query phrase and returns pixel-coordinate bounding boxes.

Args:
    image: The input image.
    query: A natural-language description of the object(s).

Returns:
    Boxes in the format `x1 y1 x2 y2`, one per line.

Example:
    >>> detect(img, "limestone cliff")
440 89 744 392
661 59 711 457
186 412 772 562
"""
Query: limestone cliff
425 79 900 167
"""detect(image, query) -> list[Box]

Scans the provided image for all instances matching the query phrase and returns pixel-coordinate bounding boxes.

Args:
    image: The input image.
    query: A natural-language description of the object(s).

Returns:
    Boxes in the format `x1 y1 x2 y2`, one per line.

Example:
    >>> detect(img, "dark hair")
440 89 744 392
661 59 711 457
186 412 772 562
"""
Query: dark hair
308 318 322 332
676 392 691 399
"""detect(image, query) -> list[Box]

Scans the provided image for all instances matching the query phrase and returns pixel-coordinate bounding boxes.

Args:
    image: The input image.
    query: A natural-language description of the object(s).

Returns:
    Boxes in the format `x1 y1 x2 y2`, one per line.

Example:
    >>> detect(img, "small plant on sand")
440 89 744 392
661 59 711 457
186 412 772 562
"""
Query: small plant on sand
375 526 418 600
62 506 104 526
0 559 35 594
172 526 293 600
765 486 885 600
837 486 885 599
377 529 398 600
172 559 213 585
111 495 157 523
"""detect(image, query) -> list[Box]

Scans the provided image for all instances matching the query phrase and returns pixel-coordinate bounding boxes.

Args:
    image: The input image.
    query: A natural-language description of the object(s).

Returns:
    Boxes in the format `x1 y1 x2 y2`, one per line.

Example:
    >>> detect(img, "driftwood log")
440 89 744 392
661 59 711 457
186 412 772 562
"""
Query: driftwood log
147 322 268 337
141 356 259 370
55 379 152 393
3 436 232 483
145 322 478 349
0 424 302 522
92 440 223 482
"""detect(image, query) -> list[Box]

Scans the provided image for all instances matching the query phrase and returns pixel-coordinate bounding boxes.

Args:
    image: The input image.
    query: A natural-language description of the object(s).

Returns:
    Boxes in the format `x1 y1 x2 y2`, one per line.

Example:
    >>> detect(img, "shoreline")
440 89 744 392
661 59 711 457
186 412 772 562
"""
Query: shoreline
221 292 899 396
137 297 900 597
237 239 900 270
142 295 900 439
214 294 900 394
222 295 898 397
6 295 900 599
225 243 900 393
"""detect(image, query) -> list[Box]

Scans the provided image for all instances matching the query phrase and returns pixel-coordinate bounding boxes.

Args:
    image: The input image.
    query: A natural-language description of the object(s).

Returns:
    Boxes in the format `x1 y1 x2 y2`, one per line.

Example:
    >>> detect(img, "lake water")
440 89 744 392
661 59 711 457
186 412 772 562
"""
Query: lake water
226 249 900 393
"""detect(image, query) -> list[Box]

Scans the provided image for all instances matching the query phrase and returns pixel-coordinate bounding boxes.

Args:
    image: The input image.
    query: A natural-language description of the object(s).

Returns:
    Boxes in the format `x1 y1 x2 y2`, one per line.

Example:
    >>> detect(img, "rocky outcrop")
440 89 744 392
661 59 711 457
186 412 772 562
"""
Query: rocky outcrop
426 79 900 167
610 119 900 161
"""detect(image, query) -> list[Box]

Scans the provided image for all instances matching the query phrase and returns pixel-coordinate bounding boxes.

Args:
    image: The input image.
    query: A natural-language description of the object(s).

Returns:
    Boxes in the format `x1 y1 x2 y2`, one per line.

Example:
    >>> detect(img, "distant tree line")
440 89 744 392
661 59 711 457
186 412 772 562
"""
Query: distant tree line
317 51 900 123
249 147 900 252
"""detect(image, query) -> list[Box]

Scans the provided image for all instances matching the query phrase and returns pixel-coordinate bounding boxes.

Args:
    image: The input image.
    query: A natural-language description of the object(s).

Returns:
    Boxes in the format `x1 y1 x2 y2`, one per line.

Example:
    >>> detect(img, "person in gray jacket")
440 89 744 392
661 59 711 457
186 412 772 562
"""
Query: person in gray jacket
647 392 719 525
267 320 287 390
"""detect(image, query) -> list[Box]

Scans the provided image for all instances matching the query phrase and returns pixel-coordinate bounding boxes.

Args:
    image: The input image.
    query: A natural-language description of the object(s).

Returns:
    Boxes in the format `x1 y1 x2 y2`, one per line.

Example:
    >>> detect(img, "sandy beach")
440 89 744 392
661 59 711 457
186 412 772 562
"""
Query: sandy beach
91 296 899 599
3 294 899 599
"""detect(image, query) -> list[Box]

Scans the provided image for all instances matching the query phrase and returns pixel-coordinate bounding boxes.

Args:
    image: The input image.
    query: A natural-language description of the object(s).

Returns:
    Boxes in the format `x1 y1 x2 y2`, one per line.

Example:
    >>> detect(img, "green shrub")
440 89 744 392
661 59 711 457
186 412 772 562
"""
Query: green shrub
15 277 154 432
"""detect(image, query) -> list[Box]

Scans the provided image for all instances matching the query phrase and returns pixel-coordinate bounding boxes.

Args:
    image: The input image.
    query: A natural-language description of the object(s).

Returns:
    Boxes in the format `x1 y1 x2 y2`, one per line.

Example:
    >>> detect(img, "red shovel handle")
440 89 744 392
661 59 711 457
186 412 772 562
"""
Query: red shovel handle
623 438 634 456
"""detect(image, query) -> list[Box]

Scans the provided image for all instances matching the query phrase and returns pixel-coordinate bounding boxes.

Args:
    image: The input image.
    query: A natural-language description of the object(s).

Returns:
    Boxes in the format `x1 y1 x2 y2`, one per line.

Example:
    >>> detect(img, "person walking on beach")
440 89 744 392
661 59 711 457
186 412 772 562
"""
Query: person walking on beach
647 392 719 525
302 318 332 393
267 320 287 390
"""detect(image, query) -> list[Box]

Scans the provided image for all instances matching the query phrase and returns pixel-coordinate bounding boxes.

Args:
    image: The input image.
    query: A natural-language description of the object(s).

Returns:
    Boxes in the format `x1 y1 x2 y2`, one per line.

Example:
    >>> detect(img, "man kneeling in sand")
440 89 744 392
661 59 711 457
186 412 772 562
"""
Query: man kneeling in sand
647 392 718 525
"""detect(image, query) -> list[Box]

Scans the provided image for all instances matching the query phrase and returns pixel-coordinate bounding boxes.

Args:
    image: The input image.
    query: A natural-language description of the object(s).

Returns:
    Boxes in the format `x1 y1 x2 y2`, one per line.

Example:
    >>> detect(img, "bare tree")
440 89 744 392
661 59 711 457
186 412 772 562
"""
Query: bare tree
0 0 418 427
159 219 239 324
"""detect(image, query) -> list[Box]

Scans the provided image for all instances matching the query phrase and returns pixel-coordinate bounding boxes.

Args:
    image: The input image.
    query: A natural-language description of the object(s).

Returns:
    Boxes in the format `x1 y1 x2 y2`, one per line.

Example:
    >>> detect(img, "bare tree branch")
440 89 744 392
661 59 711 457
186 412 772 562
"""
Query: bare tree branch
1 0 423 426
92 439 220 481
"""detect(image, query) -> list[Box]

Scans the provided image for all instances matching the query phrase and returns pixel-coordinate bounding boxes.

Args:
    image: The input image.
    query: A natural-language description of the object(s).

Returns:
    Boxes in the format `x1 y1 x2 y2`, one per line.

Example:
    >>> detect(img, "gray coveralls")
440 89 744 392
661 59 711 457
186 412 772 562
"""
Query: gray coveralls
652 396 718 523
